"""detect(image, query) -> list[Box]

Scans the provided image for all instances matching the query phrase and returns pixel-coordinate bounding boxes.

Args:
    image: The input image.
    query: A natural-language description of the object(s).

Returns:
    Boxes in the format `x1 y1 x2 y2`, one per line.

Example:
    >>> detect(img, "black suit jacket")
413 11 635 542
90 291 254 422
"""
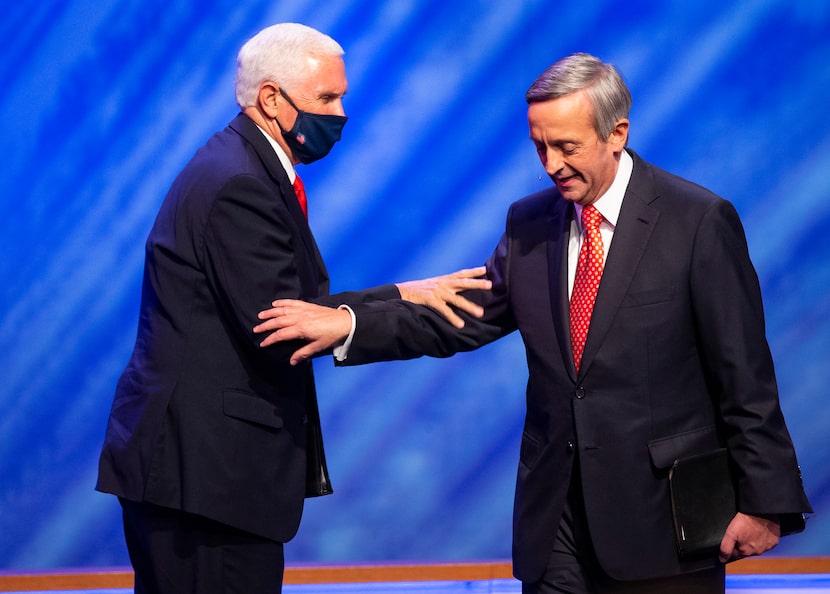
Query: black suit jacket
97 113 397 543
338 151 811 581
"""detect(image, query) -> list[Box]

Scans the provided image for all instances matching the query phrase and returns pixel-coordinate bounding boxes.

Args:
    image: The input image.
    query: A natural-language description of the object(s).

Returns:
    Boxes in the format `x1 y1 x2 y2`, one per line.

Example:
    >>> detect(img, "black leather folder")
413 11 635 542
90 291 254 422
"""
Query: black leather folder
669 448 736 557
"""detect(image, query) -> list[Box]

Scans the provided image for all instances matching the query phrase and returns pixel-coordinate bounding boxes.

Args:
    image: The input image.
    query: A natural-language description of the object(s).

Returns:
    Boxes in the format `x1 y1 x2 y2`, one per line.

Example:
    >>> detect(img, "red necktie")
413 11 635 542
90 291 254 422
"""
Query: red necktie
293 175 308 219
570 205 604 373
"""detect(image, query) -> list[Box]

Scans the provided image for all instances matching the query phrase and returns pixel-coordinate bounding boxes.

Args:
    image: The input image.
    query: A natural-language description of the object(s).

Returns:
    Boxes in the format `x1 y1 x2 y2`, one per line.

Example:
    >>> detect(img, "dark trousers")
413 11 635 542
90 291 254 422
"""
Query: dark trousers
522 468 725 594
120 499 285 594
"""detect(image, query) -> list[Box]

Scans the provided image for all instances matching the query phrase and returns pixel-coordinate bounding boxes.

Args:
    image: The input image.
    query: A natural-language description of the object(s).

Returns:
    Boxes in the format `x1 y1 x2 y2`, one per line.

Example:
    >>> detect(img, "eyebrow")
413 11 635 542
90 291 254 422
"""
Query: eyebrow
317 89 347 101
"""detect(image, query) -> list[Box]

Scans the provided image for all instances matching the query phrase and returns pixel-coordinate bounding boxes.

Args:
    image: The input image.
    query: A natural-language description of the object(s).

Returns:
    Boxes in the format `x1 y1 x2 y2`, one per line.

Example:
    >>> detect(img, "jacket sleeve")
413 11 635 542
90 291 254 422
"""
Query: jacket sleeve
314 284 402 308
337 230 517 365
202 173 313 364
690 199 811 528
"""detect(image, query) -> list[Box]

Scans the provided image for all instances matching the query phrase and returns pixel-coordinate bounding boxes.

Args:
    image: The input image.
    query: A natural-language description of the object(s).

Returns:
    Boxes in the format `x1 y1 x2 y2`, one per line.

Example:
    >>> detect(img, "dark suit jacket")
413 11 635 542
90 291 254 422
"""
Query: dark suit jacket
97 113 397 543
338 151 811 581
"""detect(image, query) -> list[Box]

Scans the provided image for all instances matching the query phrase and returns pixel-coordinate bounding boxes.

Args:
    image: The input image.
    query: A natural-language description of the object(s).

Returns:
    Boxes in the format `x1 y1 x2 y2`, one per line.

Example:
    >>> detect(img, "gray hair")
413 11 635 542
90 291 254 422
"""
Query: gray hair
235 23 344 108
526 53 631 140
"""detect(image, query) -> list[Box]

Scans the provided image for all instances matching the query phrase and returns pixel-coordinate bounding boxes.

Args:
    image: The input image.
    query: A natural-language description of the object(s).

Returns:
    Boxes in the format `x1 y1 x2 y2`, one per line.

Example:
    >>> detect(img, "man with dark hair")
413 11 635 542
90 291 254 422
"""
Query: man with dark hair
255 53 811 593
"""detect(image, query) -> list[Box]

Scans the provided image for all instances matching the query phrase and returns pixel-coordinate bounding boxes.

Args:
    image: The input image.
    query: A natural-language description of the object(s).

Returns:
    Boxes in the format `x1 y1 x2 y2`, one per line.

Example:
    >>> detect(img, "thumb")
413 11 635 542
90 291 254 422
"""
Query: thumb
290 341 330 366
719 532 737 563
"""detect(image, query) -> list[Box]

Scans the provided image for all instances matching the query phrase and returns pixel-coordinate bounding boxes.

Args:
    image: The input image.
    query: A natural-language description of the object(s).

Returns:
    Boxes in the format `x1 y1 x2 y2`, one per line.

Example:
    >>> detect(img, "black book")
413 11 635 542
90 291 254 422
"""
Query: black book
669 448 736 558
304 377 333 498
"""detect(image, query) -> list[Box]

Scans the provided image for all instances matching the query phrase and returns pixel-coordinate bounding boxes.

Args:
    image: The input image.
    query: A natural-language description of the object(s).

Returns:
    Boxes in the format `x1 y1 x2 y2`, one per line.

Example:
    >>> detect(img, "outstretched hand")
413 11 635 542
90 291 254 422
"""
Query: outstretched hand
719 512 780 563
395 266 491 328
254 266 492 365
254 300 351 365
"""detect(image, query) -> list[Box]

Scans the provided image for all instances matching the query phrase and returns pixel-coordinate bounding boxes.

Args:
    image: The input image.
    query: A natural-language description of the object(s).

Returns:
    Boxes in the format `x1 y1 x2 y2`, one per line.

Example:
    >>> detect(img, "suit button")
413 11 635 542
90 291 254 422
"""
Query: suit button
575 387 586 399
567 441 575 453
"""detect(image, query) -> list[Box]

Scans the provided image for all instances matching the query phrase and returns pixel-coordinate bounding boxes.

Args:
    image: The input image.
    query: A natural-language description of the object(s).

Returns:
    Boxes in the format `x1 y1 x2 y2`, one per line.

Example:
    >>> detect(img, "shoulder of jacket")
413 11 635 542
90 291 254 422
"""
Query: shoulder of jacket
510 186 561 218
624 155 727 225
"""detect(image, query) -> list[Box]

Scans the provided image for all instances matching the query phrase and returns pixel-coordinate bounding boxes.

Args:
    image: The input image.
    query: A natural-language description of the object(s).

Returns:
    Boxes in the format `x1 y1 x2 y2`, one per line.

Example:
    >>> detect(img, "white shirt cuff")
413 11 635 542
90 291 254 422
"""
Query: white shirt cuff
332 304 356 361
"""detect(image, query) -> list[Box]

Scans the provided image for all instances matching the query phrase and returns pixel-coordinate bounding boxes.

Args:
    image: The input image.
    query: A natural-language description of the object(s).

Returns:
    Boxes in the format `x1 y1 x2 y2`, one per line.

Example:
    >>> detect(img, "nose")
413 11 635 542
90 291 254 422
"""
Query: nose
330 98 346 117
543 148 564 177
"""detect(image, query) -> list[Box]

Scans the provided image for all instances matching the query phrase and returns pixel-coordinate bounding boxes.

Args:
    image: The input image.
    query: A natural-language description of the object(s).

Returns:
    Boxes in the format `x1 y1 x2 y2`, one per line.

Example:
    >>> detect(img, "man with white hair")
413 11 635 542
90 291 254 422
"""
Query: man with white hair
96 23 486 593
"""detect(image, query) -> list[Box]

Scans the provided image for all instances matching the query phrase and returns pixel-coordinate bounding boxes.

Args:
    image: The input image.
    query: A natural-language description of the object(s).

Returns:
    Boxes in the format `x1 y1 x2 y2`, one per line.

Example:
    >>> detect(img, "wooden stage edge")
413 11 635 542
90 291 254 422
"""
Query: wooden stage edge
0 558 829 591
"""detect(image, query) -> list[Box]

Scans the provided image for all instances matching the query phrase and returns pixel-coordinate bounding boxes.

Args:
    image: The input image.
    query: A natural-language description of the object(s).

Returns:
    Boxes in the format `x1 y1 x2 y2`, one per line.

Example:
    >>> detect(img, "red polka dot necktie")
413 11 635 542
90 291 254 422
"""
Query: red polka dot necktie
570 205 604 373
293 175 308 219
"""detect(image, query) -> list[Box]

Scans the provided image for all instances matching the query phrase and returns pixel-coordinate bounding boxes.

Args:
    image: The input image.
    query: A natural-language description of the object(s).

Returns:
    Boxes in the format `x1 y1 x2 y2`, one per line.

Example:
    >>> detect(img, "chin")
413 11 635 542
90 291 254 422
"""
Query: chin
560 191 584 204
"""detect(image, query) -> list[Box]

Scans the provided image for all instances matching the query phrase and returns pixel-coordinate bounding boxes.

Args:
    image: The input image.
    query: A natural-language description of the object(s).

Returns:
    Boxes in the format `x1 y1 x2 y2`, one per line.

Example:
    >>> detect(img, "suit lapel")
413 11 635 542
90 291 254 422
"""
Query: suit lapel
547 198 578 379
579 153 660 377
228 113 329 296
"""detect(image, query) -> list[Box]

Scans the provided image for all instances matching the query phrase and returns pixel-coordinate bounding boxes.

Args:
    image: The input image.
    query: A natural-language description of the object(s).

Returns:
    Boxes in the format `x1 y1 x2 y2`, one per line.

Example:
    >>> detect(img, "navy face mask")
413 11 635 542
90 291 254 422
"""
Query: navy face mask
276 88 348 164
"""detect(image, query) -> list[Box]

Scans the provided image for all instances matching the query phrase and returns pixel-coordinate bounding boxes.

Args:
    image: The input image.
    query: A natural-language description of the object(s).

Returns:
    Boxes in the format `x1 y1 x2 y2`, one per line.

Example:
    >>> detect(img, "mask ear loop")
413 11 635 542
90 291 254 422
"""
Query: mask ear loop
278 88 302 112
275 87 302 134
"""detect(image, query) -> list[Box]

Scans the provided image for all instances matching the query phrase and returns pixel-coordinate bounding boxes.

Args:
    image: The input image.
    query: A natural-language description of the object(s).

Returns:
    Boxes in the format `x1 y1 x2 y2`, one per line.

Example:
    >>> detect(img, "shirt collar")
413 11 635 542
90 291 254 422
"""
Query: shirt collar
255 124 296 183
574 149 633 228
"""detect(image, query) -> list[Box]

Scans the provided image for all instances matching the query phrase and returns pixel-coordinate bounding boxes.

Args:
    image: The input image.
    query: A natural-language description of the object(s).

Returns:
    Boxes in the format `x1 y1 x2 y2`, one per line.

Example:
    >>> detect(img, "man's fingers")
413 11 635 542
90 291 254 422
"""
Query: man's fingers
718 512 781 563
443 266 491 290
258 327 296 347
450 266 487 279
259 334 279 348
444 278 490 291
719 538 736 563
451 294 485 318
289 339 331 365
290 339 331 364
254 317 297 335
463 277 492 290
253 319 278 334
435 304 465 329
289 347 313 366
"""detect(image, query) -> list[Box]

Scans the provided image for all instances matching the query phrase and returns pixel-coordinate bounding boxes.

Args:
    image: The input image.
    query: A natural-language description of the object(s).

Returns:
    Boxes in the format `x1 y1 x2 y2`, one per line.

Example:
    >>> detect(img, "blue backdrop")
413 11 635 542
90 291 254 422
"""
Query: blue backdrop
1 0 828 569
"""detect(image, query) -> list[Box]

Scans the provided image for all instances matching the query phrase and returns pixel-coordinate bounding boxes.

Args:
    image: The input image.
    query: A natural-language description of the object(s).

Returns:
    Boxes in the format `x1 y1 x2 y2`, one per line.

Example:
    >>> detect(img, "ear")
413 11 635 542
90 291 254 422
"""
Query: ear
258 82 281 119
608 118 630 149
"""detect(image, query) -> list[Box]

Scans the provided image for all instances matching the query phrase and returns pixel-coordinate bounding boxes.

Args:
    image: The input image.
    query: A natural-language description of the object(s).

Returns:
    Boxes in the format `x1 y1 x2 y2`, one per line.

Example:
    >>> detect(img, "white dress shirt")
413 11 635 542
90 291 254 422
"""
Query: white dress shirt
567 149 633 298
256 124 297 184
